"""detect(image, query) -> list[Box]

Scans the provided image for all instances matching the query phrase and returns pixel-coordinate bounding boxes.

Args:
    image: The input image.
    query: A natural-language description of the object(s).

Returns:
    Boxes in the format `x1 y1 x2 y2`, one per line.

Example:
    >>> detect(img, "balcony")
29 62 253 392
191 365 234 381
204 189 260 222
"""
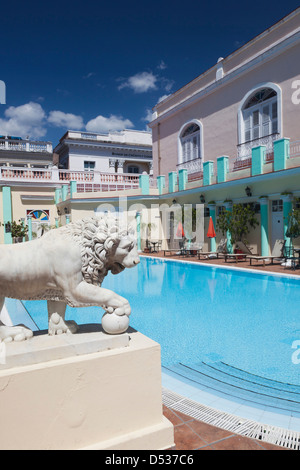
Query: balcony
237 134 279 160
0 136 52 153
0 166 140 192
177 158 203 177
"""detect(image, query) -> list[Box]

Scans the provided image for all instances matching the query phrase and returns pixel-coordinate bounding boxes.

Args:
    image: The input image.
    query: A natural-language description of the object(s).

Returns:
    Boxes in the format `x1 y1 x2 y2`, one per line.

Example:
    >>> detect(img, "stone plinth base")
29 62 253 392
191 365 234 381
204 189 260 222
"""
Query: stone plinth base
0 326 174 450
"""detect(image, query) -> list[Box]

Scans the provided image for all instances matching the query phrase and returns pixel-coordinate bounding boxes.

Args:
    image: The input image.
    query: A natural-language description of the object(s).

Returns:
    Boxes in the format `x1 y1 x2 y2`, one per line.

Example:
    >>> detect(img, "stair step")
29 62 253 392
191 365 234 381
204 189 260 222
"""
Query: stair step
164 361 300 412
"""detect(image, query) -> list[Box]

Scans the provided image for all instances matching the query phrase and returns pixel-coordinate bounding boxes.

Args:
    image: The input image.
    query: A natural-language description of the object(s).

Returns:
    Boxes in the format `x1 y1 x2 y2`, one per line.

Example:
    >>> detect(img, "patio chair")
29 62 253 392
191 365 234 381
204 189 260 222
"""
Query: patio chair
281 243 298 270
198 238 227 260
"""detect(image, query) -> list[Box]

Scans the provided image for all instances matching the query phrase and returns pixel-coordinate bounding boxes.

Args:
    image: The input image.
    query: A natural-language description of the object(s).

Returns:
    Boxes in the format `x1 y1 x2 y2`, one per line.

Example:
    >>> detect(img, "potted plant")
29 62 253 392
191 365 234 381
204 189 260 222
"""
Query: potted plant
216 203 259 247
11 220 28 243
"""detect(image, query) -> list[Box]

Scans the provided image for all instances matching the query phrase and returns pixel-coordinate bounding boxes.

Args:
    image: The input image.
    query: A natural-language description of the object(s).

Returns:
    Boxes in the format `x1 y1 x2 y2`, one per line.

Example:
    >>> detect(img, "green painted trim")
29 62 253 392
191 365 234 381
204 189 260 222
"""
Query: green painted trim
217 156 229 183
203 161 214 186
283 197 293 247
55 188 62 204
274 138 290 171
260 199 269 256
139 174 150 195
70 181 77 198
27 216 33 241
61 185 68 202
136 212 141 251
2 186 12 244
178 169 188 191
157 175 165 195
168 171 177 193
252 146 265 176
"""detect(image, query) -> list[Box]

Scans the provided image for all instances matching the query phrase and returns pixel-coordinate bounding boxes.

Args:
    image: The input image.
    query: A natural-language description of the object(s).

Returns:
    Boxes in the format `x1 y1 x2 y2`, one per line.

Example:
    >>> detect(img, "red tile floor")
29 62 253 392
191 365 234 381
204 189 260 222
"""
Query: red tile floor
144 251 299 450
163 406 289 450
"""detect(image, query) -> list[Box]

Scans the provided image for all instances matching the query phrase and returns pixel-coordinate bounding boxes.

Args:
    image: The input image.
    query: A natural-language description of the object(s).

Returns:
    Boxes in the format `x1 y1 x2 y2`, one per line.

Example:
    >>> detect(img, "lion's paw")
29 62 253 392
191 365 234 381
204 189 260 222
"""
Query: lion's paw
48 313 78 336
102 299 131 317
0 325 33 343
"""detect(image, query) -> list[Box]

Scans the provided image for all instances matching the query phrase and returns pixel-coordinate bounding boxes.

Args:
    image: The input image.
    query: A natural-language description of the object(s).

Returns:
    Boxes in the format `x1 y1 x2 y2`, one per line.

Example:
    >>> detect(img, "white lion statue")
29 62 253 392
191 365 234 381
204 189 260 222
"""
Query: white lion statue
0 215 140 342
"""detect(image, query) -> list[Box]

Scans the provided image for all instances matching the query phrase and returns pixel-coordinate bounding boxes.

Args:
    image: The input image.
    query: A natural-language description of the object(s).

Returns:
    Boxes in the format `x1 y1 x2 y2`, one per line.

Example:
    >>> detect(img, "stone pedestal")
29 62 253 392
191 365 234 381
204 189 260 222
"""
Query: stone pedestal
0 326 174 450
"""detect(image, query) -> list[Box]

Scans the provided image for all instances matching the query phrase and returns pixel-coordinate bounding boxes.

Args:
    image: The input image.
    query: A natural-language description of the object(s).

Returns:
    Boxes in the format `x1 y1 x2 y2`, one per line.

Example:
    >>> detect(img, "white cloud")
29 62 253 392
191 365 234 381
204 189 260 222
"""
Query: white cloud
86 114 134 133
118 71 157 93
142 109 154 123
157 60 167 70
48 110 84 130
0 102 47 139
83 72 95 79
157 94 170 103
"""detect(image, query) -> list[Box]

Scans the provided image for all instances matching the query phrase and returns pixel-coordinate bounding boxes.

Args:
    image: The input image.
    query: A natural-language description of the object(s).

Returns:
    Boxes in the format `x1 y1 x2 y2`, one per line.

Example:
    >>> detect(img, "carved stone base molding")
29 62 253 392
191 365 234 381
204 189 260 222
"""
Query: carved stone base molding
0 329 174 450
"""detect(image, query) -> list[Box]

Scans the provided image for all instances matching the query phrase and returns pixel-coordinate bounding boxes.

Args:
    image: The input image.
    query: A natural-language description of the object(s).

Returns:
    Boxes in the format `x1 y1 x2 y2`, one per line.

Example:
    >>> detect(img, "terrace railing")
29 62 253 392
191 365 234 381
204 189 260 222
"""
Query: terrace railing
0 166 140 192
0 137 52 153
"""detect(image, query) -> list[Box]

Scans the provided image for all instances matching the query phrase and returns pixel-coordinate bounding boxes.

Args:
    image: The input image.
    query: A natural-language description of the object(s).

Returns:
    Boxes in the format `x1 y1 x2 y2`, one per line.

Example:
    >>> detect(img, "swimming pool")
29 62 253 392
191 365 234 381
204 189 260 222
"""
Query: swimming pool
23 256 300 386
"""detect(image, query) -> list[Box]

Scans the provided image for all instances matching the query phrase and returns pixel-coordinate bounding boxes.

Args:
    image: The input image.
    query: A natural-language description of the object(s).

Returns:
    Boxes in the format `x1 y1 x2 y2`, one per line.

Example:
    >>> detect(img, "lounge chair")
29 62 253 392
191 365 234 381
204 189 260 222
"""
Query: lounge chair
247 239 285 266
198 238 227 260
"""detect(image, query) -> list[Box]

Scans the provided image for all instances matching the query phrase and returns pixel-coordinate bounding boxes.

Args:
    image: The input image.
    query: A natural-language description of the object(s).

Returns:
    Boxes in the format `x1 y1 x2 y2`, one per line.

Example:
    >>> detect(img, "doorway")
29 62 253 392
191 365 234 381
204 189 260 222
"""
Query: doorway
271 200 283 252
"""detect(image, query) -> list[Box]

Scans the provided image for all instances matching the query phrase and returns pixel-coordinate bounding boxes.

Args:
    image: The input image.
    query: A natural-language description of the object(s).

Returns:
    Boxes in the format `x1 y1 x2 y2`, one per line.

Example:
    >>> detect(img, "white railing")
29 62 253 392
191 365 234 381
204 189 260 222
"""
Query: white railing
0 137 52 153
0 166 140 192
0 167 53 180
237 134 279 160
176 158 203 175
290 140 300 158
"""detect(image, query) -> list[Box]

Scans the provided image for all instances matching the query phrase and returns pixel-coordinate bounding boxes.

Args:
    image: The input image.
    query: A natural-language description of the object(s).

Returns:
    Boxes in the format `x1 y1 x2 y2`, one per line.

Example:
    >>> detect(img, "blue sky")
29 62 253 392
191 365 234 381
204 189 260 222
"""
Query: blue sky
0 0 299 147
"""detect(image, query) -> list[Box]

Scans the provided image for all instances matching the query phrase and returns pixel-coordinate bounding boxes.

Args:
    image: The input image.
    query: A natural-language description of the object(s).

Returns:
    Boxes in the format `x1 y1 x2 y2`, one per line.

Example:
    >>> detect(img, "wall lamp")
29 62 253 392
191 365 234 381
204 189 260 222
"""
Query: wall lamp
245 186 252 197
200 194 205 204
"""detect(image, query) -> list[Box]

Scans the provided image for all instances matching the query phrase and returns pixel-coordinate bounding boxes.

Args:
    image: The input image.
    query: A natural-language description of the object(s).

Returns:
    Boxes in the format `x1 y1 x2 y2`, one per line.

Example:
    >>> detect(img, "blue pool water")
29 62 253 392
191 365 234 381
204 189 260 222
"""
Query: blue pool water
23 257 300 385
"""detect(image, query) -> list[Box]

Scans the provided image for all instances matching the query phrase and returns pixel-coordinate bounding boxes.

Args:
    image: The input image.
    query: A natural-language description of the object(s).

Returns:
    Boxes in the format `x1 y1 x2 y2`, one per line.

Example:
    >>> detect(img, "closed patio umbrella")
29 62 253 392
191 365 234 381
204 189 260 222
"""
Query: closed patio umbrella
207 216 216 239
176 222 185 238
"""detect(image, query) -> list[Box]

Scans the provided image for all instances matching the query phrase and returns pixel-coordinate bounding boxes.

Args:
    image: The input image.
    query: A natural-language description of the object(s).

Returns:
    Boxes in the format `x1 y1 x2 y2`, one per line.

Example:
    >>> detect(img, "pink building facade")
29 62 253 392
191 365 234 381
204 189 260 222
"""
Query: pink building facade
149 8 300 180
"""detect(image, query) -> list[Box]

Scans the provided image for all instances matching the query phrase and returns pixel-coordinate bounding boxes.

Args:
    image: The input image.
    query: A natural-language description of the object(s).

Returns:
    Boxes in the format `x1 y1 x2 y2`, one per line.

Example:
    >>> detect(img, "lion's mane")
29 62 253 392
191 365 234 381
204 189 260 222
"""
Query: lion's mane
61 215 131 286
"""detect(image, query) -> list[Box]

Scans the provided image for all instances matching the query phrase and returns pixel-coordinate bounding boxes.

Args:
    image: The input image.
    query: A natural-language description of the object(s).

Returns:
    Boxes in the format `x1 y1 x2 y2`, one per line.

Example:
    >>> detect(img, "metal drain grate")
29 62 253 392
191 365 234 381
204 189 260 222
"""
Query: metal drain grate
162 387 300 450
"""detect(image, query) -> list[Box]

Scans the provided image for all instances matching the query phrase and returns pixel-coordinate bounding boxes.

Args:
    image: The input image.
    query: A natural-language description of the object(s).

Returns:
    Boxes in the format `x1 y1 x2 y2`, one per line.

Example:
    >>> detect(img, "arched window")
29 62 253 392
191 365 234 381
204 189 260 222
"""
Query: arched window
179 121 202 165
239 85 280 145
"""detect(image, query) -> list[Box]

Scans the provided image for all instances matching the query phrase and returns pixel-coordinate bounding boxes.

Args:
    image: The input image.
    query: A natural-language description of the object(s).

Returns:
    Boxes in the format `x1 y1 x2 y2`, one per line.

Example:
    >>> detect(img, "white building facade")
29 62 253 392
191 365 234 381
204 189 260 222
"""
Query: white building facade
54 129 152 175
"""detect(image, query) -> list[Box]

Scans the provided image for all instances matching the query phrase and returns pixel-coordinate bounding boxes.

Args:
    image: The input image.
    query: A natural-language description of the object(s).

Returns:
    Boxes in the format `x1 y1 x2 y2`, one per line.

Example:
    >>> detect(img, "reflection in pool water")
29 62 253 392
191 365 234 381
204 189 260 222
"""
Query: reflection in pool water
23 257 300 385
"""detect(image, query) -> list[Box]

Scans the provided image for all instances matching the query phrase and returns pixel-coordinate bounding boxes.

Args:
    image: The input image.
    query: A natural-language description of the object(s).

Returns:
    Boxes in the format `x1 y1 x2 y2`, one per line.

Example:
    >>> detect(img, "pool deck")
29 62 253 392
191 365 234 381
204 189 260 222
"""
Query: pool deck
163 405 288 450
144 251 300 450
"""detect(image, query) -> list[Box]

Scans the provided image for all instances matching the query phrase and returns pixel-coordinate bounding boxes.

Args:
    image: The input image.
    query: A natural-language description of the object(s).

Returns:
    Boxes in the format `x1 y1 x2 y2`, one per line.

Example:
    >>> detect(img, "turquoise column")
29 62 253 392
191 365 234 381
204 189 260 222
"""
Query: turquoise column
224 201 233 253
55 188 62 204
62 185 68 201
217 156 229 183
274 138 290 171
65 214 70 224
139 173 149 195
136 212 141 252
259 197 269 256
27 215 33 241
70 181 77 198
208 204 216 252
157 175 165 195
178 169 188 191
282 194 293 249
55 217 59 228
2 186 12 244
252 146 265 176
203 161 214 186
168 171 177 193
